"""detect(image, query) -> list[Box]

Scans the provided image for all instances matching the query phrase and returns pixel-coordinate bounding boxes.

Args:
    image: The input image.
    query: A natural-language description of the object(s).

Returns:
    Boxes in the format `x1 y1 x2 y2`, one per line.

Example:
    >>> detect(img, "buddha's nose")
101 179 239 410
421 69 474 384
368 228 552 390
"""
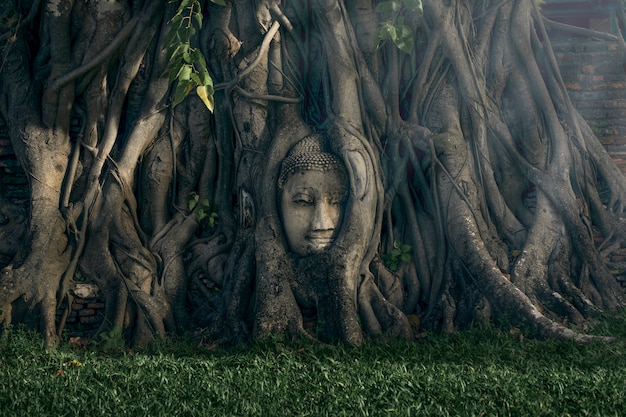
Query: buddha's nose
311 201 336 231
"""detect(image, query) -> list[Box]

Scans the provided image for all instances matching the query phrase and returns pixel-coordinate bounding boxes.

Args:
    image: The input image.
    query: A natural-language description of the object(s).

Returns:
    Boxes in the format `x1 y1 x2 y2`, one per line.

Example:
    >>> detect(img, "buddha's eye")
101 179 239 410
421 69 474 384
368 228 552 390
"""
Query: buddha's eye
293 193 314 205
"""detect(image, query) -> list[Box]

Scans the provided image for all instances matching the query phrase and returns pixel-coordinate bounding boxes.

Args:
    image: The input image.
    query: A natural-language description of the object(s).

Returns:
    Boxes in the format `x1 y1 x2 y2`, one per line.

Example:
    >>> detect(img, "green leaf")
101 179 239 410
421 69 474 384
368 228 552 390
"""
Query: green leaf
395 24 412 39
193 12 202 29
177 0 193 13
198 68 212 86
168 14 183 29
193 11 203 29
197 53 208 71
376 23 395 41
392 24 414 54
173 79 191 106
177 25 192 42
191 48 203 63
190 73 202 85
375 1 402 19
164 60 184 83
394 16 407 28
196 84 214 112
166 43 183 63
179 64 192 81
402 0 423 14
188 197 198 211
100 325 124 351
401 244 411 253
394 38 413 54
165 25 181 47
400 253 412 263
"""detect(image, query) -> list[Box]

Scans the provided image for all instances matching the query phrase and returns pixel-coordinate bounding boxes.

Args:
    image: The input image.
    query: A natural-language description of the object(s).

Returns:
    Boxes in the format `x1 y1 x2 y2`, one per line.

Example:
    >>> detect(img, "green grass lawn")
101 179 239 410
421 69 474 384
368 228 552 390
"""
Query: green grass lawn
1 318 626 417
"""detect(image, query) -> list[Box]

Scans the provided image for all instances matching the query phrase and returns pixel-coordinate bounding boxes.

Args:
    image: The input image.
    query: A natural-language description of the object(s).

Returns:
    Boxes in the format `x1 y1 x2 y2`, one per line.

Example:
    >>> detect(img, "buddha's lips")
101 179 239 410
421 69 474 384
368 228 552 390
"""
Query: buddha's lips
306 232 334 248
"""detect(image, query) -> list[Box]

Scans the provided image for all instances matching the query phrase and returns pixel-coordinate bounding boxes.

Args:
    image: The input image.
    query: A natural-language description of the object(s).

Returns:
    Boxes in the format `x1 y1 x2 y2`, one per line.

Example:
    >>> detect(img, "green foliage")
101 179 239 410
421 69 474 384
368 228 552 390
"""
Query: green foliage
382 240 412 271
73 271 86 282
375 0 422 54
188 192 218 229
99 326 125 352
164 0 222 111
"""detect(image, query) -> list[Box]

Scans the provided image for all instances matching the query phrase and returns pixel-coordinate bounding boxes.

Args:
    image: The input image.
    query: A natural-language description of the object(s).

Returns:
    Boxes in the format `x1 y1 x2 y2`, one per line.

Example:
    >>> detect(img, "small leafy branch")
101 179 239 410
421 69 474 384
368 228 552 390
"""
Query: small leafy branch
382 240 412 271
99 326 125 352
188 192 218 229
375 0 423 54
164 0 223 111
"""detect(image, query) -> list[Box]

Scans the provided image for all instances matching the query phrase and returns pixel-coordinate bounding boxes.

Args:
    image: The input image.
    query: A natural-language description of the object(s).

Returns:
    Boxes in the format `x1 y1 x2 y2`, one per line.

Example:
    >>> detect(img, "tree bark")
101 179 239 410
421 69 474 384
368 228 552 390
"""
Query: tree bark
0 0 624 347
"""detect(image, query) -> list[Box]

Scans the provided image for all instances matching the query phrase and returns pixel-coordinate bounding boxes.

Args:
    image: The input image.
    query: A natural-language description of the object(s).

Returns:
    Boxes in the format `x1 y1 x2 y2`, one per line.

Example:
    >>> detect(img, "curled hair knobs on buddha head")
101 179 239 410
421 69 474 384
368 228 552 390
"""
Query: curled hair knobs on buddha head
278 134 346 188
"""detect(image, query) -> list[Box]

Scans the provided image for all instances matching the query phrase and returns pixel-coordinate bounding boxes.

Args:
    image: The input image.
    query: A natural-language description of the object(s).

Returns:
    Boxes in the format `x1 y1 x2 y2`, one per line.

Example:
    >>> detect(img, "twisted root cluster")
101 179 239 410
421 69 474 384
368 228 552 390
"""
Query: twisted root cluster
0 0 624 347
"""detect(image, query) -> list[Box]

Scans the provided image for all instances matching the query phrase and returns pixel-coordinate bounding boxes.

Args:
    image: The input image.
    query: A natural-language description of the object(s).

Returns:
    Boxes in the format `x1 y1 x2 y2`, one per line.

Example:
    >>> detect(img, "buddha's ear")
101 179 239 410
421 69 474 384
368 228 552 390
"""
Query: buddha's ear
344 149 370 200
326 122 373 202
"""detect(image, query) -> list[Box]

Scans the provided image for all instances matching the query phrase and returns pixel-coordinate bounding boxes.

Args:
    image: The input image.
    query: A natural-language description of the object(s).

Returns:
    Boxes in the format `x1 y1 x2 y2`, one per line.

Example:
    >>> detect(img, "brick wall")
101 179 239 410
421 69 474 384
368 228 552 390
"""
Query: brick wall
552 39 626 174
56 284 105 338
553 39 626 287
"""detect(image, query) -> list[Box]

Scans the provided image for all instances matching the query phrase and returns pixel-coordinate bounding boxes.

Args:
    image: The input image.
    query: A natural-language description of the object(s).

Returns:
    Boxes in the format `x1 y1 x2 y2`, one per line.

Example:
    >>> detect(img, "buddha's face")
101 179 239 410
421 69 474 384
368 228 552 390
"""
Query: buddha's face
280 168 347 256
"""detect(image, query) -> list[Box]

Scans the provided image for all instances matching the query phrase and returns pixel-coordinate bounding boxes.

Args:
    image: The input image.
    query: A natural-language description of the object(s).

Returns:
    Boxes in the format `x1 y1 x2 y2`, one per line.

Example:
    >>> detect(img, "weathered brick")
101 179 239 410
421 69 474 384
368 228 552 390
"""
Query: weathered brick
582 65 595 74
79 316 101 324
78 308 96 317
565 82 582 90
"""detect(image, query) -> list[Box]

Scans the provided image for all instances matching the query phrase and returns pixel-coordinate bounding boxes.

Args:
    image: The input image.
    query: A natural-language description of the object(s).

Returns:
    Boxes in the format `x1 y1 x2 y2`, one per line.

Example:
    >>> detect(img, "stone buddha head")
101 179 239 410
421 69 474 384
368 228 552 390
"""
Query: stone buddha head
278 134 348 256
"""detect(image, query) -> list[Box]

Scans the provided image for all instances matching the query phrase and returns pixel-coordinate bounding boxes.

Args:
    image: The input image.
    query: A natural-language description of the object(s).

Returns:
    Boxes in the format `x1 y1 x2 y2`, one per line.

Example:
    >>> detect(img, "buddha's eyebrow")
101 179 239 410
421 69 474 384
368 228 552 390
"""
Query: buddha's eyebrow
290 187 317 193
